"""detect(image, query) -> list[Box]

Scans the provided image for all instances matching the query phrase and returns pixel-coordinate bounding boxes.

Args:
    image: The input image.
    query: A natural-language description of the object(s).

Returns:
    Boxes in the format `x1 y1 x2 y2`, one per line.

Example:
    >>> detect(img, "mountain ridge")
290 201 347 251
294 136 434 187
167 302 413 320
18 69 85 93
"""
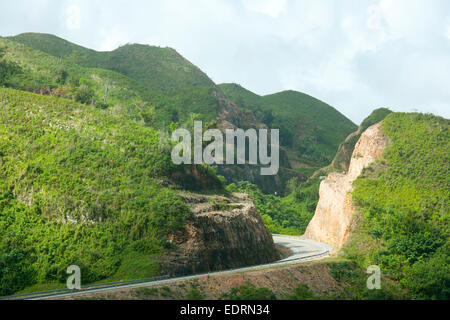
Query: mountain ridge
6 33 358 193
219 83 357 173
8 32 216 92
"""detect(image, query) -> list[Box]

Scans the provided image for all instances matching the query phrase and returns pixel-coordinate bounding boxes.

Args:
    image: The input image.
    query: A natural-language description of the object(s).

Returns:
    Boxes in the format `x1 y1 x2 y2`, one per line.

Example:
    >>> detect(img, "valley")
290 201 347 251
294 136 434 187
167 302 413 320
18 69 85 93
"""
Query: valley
0 32 448 300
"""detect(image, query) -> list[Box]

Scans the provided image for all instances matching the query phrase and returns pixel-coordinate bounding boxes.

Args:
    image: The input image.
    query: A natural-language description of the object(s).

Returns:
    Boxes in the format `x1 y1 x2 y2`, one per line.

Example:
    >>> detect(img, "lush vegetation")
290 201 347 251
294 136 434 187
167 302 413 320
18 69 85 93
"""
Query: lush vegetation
0 37 220 129
221 282 277 300
219 83 357 169
186 286 205 300
0 35 228 295
2 33 448 301
0 47 21 87
227 179 319 235
9 33 215 92
282 283 317 300
0 88 222 295
326 260 406 299
344 113 449 299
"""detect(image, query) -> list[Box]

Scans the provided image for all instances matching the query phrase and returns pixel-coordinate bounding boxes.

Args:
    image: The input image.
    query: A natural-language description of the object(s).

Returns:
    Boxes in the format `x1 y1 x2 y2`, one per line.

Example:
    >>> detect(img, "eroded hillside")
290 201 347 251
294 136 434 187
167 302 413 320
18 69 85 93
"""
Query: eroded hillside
0 87 278 295
304 122 389 252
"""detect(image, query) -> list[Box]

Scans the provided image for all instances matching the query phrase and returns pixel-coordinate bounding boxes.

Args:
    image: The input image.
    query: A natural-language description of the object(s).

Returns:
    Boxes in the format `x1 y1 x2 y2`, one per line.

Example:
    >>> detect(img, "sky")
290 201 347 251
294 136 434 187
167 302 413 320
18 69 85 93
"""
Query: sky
1 0 449 124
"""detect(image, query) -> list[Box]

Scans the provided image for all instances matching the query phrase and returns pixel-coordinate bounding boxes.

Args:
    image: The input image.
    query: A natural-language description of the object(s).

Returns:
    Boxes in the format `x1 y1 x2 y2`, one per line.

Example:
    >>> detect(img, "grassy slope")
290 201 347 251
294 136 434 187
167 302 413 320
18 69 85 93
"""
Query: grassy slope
0 87 201 295
9 33 215 92
219 83 357 235
0 86 223 295
1 36 218 126
7 34 358 173
219 83 357 170
219 83 261 108
0 38 226 295
344 113 449 299
0 37 156 117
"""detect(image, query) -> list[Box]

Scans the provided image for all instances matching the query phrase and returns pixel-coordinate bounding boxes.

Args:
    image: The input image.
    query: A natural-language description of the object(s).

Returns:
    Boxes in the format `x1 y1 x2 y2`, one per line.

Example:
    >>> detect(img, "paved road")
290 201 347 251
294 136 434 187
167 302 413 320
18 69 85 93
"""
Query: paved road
272 234 333 263
26 235 332 300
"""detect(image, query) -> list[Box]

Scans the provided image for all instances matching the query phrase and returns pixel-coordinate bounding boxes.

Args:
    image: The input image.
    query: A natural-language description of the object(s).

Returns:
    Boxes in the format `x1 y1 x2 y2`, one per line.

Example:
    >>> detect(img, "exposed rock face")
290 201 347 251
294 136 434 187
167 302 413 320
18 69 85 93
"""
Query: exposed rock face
304 122 389 252
330 128 362 172
214 89 305 195
331 108 393 172
161 193 280 276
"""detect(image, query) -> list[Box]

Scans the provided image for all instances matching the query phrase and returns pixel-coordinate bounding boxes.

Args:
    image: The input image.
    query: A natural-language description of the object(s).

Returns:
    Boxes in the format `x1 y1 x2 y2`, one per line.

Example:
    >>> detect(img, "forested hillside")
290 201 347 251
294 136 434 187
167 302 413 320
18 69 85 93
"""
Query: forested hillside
9 33 215 92
4 34 327 194
3 32 445 301
0 87 221 295
0 36 222 128
219 83 357 174
345 113 449 299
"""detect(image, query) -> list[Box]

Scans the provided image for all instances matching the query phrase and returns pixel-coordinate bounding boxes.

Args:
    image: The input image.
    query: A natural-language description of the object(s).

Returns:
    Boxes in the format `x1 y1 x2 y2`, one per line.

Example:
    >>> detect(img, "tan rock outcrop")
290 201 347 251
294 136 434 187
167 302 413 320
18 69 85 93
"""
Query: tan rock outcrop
161 193 280 276
304 122 389 252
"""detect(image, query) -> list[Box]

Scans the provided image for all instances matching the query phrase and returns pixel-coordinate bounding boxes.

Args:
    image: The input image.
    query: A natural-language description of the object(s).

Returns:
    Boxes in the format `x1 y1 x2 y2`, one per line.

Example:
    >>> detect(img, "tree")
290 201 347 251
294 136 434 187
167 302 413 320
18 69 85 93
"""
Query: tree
56 69 68 85
140 106 156 127
283 284 316 300
135 100 156 127
221 282 277 300
75 78 95 104
75 84 95 104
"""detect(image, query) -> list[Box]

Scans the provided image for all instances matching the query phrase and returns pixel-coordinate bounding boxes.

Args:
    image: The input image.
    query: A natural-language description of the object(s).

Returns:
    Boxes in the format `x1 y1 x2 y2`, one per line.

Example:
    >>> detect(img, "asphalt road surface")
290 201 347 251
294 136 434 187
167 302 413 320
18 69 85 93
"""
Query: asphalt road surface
25 234 332 300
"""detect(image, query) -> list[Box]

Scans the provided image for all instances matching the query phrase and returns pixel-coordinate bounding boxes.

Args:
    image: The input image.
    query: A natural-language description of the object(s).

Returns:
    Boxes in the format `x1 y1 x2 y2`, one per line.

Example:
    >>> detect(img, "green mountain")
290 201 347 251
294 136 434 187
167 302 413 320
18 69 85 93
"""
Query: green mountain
219 83 357 173
1 33 358 197
3 33 357 167
9 33 215 92
0 87 211 295
1 36 225 128
1 32 447 300
3 35 307 194
345 112 450 299
0 39 227 295
219 83 261 107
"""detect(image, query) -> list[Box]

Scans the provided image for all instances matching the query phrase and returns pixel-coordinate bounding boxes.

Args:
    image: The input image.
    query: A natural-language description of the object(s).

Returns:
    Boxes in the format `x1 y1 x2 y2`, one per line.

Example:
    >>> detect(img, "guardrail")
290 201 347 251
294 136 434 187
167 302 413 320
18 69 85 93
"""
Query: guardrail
2 236 332 300
1 275 170 300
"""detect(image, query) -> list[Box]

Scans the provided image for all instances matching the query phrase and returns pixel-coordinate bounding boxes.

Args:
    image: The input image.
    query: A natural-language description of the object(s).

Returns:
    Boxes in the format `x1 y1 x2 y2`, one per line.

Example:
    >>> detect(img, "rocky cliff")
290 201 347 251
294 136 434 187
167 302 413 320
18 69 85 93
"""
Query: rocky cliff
161 193 280 276
331 108 393 172
214 89 305 195
304 122 389 252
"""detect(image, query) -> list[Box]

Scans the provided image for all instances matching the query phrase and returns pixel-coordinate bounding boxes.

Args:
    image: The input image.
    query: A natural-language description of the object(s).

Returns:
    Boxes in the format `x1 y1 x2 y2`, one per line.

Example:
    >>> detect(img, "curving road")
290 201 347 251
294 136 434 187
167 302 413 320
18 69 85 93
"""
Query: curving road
19 235 332 300
272 234 333 263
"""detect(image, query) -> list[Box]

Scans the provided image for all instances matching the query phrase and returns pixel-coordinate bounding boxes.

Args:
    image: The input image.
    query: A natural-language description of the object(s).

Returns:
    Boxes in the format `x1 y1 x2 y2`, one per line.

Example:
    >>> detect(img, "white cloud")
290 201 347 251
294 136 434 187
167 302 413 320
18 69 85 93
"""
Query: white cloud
1 0 449 123
242 0 287 18
366 5 383 30
98 27 130 51
65 4 81 30
376 0 446 45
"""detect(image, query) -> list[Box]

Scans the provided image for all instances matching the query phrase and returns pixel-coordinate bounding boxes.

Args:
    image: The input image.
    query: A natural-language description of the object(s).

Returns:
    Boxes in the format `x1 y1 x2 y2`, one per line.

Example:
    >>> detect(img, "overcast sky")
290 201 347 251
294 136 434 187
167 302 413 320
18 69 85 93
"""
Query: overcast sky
1 0 449 123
